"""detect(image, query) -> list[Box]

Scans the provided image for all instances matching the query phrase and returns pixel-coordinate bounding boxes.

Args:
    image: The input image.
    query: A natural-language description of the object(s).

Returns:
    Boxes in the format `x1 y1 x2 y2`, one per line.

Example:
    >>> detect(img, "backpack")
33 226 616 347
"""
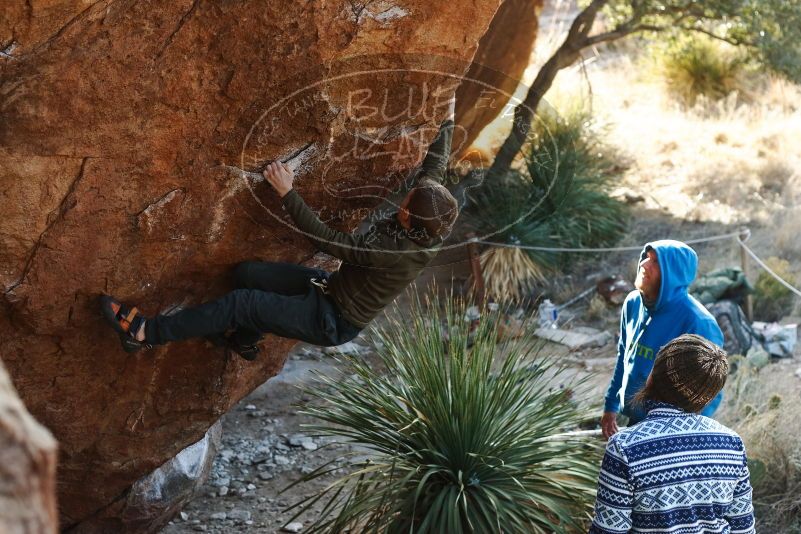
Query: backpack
706 299 762 356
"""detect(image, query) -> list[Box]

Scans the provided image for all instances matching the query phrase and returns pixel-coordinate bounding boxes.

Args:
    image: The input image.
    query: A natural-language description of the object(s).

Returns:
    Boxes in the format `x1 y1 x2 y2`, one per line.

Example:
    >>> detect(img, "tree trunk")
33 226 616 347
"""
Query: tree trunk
487 51 568 176
486 0 605 177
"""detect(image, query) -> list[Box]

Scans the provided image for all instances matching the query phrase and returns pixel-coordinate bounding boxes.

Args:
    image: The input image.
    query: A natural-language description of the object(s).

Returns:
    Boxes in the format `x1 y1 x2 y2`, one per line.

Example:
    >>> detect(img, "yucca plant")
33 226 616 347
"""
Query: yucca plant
478 246 544 304
469 108 628 300
653 34 752 106
285 294 603 533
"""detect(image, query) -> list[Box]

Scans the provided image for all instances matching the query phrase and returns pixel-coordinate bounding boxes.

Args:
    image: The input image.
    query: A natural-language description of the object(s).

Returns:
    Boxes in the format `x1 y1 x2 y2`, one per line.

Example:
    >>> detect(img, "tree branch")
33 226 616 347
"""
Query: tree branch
583 22 655 46
679 25 756 47
486 0 762 178
487 0 610 176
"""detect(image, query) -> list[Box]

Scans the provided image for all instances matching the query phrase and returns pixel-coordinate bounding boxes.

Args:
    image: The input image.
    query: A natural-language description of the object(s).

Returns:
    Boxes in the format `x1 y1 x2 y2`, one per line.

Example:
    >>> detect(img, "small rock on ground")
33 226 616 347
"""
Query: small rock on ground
228 509 251 522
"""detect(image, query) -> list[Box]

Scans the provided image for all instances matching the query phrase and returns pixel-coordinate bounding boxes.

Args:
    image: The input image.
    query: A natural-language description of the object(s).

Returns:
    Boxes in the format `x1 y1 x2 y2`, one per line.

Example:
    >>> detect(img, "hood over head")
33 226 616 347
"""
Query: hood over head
640 240 698 311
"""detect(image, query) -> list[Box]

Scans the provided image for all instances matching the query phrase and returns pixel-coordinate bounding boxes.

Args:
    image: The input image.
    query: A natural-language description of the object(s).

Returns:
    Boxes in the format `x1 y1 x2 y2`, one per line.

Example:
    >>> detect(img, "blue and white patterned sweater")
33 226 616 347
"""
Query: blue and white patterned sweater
589 403 755 534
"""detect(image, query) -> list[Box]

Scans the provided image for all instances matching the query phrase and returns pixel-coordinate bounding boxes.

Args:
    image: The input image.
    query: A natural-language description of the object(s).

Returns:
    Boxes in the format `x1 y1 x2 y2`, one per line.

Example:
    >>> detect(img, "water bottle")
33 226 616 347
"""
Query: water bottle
538 299 559 329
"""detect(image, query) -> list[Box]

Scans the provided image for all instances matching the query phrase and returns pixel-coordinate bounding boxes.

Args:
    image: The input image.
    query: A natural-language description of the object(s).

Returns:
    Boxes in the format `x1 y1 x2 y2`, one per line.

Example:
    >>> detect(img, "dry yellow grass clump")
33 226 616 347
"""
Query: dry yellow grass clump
720 360 801 532
478 247 544 304
585 64 801 228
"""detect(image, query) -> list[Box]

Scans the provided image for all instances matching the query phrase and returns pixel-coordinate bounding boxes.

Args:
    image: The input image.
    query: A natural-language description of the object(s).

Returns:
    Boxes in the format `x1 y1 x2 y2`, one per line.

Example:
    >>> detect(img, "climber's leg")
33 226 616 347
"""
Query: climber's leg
229 261 329 348
144 283 358 348
233 261 326 294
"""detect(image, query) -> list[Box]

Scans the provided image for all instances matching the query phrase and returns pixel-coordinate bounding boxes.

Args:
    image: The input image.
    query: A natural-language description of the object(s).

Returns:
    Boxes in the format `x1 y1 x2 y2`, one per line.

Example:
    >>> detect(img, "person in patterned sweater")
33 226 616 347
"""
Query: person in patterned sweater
589 334 754 534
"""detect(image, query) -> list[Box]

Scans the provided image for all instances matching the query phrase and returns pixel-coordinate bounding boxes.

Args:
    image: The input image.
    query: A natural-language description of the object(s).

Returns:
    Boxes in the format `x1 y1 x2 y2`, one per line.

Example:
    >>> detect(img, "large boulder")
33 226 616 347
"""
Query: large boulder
0 358 58 533
70 421 222 533
454 0 544 155
0 0 506 528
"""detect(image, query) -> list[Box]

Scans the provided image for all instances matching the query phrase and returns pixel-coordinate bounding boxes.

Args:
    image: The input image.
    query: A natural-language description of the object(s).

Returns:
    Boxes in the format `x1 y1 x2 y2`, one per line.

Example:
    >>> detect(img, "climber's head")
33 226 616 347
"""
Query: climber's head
397 178 459 240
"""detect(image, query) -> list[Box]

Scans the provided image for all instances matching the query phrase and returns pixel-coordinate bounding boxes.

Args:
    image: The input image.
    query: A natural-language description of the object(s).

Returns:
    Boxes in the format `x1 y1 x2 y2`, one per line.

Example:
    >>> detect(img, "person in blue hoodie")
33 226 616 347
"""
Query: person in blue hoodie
600 240 724 439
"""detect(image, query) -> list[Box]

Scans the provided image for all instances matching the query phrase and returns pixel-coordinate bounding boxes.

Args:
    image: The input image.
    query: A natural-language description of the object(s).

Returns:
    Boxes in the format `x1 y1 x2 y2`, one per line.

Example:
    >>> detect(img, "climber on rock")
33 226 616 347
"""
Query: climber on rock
100 100 458 360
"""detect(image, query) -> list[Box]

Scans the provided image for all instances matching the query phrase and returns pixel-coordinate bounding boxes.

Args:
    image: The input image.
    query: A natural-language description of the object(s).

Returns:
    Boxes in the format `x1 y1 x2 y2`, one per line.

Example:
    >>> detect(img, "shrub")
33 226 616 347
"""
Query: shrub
468 107 628 303
478 246 544 303
720 358 801 533
653 34 753 106
752 256 797 321
287 295 603 533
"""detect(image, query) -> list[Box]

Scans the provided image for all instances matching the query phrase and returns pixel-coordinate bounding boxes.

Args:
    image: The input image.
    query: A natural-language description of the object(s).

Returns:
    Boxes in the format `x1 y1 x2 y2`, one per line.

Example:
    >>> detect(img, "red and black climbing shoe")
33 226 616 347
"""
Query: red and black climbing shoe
100 295 150 353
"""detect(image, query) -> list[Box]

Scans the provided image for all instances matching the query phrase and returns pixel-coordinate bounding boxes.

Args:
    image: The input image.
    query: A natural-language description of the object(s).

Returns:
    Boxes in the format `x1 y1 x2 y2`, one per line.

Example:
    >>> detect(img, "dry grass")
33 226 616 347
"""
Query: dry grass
772 206 801 262
478 246 544 304
585 294 611 322
719 360 801 532
550 58 801 229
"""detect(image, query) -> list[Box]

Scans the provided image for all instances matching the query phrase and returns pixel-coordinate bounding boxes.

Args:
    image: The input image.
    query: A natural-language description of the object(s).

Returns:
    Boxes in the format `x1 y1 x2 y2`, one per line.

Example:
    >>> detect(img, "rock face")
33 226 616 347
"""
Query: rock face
454 0 544 155
0 0 506 529
70 421 222 533
0 358 58 533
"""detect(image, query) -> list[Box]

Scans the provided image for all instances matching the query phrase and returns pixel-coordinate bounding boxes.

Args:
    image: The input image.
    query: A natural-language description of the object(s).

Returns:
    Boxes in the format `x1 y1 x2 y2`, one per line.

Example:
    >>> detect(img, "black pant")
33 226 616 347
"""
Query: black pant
144 262 362 347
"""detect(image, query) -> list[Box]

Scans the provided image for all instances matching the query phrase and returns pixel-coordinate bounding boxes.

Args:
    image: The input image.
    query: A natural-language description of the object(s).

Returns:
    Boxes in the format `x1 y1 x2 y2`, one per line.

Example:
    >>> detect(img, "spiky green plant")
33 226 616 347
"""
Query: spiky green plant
653 34 753 106
285 295 603 533
469 108 628 294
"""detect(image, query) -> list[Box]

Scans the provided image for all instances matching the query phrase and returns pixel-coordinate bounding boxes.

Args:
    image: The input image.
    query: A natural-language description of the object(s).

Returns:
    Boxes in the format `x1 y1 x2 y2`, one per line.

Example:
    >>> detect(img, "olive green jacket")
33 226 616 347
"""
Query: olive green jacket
279 119 453 327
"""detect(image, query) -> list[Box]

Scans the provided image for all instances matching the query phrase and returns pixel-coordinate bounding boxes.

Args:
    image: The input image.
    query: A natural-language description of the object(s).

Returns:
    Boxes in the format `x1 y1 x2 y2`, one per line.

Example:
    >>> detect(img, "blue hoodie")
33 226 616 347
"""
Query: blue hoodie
604 240 725 422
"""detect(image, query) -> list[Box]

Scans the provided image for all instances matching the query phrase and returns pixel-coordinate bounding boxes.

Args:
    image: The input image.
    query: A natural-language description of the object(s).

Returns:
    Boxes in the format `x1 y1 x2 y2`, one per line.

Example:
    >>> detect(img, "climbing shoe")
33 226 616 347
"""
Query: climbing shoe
205 332 259 361
100 295 150 353
228 342 260 361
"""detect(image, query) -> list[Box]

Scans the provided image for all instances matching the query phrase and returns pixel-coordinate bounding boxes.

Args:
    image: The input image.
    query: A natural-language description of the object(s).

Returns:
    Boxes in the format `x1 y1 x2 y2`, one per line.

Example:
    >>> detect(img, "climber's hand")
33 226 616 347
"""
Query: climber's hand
263 161 294 197
601 411 619 440
445 95 455 121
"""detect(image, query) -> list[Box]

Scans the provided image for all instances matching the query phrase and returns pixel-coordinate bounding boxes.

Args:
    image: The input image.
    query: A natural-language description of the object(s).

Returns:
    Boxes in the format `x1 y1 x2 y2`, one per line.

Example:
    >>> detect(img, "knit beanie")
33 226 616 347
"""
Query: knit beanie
649 334 729 412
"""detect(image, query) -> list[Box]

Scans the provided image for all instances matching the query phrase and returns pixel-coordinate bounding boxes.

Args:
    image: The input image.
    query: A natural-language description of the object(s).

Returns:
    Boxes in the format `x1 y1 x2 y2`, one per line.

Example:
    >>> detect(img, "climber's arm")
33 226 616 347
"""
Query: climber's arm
264 162 395 267
419 98 455 185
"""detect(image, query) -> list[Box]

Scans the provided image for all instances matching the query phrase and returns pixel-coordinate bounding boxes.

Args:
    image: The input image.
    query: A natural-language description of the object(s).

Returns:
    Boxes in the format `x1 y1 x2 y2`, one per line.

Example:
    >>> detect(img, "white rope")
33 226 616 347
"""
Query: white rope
541 428 606 442
737 237 801 299
474 231 743 253
475 230 801 299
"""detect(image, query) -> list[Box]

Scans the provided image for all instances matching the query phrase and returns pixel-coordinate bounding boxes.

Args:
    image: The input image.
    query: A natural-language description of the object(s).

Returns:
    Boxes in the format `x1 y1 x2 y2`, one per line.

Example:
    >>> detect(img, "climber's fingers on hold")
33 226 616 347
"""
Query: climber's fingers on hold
263 162 279 181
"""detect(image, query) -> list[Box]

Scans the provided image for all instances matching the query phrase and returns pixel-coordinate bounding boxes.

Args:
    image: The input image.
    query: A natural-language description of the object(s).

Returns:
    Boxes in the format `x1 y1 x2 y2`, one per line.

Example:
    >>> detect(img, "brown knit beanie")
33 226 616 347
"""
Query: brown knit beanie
406 178 459 239
635 334 729 413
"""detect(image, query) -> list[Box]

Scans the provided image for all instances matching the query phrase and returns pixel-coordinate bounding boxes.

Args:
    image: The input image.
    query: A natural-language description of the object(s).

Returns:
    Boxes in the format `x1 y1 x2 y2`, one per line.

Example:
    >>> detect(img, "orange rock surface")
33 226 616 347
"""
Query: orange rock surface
1 0 511 527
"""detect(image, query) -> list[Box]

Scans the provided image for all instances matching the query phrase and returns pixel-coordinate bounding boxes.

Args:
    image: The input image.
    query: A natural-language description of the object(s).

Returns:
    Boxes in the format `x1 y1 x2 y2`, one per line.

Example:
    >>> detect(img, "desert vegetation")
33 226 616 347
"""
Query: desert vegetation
468 107 628 303
288 296 602 533
720 357 801 533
